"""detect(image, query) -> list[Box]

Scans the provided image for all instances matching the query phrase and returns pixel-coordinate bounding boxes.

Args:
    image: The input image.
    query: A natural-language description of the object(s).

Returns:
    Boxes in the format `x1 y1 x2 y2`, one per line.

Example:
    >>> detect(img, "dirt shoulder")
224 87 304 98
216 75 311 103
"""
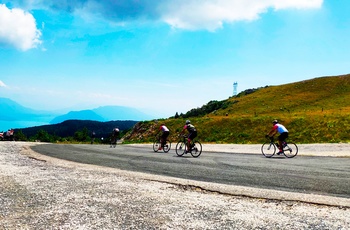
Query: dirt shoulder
1 141 349 229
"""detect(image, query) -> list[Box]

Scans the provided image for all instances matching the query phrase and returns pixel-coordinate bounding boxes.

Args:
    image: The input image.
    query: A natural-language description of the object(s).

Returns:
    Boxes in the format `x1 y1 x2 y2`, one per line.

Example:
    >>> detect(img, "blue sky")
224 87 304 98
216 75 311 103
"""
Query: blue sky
0 0 349 118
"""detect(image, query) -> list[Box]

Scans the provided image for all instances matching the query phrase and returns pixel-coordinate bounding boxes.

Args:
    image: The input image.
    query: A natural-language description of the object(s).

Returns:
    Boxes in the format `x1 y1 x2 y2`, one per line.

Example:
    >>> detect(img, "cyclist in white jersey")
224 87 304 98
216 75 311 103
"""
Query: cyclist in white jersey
158 124 170 150
267 120 289 154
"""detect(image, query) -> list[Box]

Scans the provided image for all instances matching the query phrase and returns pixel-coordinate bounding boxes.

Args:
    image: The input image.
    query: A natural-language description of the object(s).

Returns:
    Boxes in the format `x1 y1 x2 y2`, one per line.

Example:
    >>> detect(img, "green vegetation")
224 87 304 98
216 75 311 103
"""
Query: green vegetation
13 120 136 144
13 126 131 144
175 100 234 118
124 74 350 144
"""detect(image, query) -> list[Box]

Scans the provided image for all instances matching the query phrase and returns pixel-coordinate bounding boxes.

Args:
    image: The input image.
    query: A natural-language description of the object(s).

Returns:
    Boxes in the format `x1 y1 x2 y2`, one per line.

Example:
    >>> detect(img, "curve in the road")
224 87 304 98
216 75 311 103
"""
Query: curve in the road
30 144 350 201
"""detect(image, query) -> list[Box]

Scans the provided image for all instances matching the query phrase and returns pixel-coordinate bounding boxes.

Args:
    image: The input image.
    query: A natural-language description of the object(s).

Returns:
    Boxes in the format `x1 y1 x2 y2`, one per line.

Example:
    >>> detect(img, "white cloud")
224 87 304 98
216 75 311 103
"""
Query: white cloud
5 0 323 33
160 0 323 31
0 4 42 51
0 80 7 87
272 0 323 10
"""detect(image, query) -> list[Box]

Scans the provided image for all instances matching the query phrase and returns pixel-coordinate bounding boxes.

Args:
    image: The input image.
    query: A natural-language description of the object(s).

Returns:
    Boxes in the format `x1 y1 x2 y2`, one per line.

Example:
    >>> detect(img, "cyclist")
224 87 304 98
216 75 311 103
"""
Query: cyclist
266 120 289 155
180 120 197 153
157 124 170 150
110 127 120 146
91 131 96 144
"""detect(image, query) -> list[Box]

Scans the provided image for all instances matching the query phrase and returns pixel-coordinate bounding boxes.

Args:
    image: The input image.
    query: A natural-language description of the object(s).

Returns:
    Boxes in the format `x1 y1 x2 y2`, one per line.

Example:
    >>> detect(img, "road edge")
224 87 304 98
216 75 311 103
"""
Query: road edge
21 142 350 208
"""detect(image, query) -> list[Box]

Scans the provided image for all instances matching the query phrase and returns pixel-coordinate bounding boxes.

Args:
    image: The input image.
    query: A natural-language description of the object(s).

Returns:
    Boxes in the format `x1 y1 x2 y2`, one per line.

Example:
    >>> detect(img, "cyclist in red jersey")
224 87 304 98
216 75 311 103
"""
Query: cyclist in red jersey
180 120 197 153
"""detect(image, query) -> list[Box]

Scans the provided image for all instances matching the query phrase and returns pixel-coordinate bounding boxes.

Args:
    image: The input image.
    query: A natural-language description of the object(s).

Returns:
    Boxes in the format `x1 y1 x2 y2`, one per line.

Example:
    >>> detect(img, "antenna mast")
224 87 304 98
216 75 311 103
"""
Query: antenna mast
233 82 238 96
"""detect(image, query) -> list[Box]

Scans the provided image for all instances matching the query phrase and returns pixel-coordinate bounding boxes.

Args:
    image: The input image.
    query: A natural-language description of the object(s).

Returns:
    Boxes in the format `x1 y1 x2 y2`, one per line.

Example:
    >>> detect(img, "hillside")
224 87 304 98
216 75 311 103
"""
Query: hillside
124 74 350 144
16 120 138 140
223 75 350 117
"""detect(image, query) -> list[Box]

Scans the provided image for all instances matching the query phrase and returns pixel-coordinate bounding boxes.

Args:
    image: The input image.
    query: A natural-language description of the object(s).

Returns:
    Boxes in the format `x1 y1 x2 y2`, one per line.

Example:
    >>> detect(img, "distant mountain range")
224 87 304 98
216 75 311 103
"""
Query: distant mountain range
50 105 154 124
0 98 156 130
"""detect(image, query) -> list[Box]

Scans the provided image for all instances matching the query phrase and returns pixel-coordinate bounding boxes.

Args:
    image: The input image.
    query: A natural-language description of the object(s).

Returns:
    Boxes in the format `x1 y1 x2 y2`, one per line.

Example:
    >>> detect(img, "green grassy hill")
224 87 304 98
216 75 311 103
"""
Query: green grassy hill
124 74 350 144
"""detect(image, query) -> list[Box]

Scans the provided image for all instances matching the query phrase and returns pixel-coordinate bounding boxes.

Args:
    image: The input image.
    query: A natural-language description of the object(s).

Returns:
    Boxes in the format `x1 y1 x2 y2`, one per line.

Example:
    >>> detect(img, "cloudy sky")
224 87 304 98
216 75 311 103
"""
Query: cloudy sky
0 0 349 117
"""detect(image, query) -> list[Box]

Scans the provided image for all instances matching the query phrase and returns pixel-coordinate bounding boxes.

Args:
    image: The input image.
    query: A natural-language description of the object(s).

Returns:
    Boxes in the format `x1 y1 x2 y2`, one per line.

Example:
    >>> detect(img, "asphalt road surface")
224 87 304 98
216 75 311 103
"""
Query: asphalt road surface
31 143 350 199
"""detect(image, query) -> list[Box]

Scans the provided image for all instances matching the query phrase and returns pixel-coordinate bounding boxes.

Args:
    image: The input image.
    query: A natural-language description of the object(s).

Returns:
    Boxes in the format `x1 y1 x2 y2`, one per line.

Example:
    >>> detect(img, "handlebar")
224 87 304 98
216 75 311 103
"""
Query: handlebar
265 135 274 141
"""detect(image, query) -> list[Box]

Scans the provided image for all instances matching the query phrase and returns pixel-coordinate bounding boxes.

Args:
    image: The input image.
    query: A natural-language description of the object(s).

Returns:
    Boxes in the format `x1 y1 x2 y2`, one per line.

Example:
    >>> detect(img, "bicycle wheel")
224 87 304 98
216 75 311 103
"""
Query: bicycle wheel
190 141 202 158
163 140 171 153
261 142 276 158
175 141 186 156
283 142 298 158
110 140 116 148
153 140 160 152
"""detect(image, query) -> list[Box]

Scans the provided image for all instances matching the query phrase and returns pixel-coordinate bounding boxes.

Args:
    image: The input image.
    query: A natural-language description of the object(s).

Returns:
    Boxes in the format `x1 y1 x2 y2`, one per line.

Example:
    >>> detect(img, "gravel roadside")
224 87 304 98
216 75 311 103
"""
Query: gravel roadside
1 141 349 229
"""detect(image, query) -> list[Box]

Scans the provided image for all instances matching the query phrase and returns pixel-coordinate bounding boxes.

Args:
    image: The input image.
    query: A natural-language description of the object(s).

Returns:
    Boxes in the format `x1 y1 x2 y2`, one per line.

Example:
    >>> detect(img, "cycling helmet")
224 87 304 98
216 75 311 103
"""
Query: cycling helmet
185 120 191 125
272 120 278 124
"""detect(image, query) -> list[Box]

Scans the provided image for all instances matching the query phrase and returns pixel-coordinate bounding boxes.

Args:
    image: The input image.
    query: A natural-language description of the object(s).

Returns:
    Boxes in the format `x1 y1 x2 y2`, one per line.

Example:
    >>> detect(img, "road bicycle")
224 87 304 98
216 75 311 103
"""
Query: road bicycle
175 135 202 158
110 132 119 148
261 136 298 158
110 137 118 148
153 135 171 153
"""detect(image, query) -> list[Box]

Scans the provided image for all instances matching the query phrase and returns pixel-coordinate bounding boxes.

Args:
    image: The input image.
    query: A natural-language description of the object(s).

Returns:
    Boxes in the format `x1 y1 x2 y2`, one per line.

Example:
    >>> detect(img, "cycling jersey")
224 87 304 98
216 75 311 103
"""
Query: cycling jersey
273 124 288 134
184 124 196 132
160 125 169 132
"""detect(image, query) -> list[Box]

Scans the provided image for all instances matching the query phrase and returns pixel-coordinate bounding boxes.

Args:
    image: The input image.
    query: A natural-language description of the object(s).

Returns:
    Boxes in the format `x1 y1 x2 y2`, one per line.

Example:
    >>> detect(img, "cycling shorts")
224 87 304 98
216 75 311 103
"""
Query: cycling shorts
188 131 197 141
161 131 169 139
278 132 289 142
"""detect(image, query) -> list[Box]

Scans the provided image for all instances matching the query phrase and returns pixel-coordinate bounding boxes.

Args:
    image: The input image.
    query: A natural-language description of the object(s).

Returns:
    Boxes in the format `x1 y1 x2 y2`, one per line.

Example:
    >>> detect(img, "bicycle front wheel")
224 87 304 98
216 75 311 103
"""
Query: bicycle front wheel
191 141 202 158
261 142 276 158
175 141 186 156
283 143 298 158
153 141 160 152
163 140 171 153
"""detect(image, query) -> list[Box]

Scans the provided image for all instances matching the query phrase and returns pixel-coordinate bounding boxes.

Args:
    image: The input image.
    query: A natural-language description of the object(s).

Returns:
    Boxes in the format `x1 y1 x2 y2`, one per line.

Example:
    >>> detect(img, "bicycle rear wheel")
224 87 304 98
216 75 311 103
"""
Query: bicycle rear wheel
175 141 186 156
163 140 171 153
190 141 202 158
283 142 298 158
153 141 160 152
261 142 276 158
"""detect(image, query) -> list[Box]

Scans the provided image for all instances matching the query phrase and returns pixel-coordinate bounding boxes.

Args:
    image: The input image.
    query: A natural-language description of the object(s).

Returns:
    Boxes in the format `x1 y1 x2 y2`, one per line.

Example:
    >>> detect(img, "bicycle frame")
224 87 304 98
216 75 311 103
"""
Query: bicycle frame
153 135 171 153
175 135 202 158
261 137 298 158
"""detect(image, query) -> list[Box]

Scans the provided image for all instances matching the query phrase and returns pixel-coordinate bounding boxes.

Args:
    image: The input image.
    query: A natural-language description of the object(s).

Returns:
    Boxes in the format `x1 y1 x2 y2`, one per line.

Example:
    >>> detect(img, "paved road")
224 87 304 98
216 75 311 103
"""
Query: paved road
31 143 350 199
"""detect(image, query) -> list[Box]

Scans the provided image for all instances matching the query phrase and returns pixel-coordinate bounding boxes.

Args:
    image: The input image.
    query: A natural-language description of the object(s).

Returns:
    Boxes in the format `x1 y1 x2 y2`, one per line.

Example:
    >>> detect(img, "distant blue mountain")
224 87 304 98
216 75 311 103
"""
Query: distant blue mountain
50 106 154 124
0 98 57 130
50 110 106 124
0 97 156 130
0 98 50 120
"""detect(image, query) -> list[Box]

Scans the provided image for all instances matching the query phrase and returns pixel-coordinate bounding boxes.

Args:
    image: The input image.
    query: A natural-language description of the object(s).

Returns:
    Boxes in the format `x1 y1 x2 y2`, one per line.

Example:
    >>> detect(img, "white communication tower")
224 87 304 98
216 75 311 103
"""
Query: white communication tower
233 82 238 96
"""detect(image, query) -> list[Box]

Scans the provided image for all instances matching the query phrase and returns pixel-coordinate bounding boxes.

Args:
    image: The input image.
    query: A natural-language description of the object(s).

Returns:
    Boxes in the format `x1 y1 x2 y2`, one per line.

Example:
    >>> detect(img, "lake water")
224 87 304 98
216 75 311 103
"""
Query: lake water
0 120 50 131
